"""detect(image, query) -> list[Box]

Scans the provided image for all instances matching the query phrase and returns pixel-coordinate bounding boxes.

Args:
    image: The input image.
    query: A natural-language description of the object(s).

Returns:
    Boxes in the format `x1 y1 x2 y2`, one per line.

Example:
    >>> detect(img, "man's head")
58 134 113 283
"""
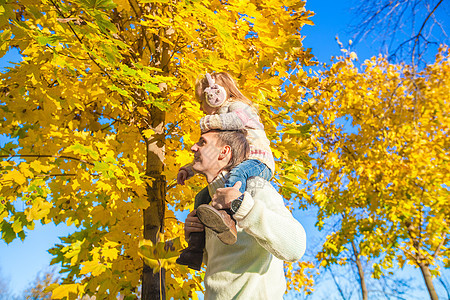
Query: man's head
191 130 249 183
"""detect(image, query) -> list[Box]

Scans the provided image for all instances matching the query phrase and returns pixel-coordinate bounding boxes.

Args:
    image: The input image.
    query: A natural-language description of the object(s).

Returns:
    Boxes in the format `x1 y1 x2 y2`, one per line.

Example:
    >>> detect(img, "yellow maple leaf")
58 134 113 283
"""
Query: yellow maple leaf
51 283 82 299
2 169 27 185
142 129 155 139
80 261 107 276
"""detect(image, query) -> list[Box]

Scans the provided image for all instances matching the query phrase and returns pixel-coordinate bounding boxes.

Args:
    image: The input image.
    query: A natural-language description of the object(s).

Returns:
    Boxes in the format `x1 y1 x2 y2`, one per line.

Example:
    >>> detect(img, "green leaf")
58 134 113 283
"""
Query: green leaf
152 100 170 111
94 13 117 33
66 144 99 160
80 0 117 10
27 6 43 19
1 221 16 244
94 161 116 178
109 84 130 97
36 35 62 46
144 82 160 93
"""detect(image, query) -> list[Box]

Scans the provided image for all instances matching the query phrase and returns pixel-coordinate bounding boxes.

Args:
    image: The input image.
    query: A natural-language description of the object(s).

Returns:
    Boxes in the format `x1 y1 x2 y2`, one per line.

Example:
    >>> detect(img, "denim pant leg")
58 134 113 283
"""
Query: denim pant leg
225 159 273 193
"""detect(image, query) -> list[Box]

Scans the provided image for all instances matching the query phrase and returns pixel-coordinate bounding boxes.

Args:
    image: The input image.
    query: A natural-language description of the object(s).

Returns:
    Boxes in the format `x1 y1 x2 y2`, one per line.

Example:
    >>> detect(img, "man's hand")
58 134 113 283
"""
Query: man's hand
211 181 242 210
184 209 204 239
177 169 189 185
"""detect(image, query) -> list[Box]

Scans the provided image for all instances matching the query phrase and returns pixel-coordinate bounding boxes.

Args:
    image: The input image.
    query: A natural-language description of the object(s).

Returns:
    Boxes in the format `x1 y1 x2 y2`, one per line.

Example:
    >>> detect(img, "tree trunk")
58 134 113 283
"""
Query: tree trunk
419 262 439 300
142 107 166 300
351 240 368 300
141 9 171 297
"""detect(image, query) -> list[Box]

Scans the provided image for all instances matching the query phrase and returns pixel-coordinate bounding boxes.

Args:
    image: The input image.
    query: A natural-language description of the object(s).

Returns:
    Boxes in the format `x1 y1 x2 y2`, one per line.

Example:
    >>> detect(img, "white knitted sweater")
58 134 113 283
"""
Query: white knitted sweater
202 174 307 300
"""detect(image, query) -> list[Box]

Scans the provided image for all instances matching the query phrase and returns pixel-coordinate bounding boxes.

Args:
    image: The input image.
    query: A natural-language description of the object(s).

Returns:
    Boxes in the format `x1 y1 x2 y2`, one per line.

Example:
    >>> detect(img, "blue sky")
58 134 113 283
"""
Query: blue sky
1 0 449 297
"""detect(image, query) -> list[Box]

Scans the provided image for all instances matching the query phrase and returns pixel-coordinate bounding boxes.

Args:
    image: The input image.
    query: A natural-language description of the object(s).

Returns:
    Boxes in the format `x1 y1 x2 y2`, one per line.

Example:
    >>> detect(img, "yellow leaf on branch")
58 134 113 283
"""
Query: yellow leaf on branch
2 169 27 185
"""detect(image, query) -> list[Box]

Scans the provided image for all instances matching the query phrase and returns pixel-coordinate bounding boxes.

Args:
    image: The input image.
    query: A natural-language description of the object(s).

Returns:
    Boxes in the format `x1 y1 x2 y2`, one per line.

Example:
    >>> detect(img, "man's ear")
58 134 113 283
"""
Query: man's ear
218 145 232 160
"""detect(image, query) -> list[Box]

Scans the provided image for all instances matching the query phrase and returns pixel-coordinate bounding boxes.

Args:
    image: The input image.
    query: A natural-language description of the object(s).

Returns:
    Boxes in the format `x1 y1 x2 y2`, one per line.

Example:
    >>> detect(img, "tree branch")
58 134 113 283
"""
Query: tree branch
329 266 347 300
0 154 95 166
49 0 117 85
36 173 77 177
432 235 447 259
412 0 444 60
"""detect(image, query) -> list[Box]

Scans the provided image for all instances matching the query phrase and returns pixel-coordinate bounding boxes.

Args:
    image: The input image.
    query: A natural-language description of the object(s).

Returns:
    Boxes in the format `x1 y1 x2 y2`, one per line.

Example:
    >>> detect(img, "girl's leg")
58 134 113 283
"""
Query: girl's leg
196 160 272 245
224 159 272 193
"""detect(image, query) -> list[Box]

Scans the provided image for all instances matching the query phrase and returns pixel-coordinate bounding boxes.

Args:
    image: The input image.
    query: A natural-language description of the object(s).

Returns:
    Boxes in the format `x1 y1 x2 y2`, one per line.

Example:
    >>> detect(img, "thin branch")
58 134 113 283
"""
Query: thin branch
412 0 444 60
329 267 347 300
36 173 77 177
166 181 177 190
48 0 116 84
129 0 154 59
432 235 447 259
0 146 14 156
0 154 95 166
437 276 450 300
165 120 181 137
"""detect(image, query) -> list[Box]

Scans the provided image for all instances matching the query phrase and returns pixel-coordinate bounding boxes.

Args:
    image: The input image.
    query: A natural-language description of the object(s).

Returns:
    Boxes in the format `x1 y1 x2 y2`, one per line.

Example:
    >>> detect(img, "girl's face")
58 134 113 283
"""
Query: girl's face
201 98 219 114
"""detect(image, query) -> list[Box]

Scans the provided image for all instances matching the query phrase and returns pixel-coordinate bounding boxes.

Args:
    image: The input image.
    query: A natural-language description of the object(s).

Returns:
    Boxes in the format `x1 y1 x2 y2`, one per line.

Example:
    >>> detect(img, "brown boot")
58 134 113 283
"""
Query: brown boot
176 231 205 271
196 204 237 245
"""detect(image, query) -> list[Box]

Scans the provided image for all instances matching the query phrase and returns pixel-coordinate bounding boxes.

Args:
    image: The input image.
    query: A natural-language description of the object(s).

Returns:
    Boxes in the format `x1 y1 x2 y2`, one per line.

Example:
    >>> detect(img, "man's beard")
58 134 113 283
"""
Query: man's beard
192 157 204 175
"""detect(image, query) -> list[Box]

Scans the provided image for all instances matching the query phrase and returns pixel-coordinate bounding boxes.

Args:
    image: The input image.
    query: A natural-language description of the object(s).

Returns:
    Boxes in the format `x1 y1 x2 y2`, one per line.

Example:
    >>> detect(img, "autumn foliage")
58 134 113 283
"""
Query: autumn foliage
304 48 449 299
2 0 448 298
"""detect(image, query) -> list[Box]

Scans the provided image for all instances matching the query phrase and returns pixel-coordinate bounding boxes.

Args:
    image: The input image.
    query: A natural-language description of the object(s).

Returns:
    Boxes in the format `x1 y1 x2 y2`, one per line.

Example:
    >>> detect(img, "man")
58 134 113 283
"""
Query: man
183 130 306 299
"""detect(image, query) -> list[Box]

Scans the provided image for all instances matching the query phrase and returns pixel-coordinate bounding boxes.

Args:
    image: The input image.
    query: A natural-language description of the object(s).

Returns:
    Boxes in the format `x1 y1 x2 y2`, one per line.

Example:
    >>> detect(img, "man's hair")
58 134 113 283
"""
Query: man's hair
213 130 249 172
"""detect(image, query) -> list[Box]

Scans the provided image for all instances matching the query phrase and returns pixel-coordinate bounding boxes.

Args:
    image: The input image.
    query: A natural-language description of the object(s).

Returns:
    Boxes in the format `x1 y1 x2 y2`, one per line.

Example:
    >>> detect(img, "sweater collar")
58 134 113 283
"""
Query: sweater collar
208 171 229 197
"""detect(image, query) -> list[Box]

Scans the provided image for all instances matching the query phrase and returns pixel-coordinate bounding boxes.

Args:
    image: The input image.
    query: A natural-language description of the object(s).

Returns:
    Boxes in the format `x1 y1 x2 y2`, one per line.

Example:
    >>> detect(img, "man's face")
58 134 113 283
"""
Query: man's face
191 132 223 178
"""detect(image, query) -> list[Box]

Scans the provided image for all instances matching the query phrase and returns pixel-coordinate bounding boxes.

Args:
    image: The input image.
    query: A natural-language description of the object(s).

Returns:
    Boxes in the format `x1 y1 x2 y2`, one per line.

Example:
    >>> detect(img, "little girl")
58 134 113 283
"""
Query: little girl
177 72 275 193
176 72 275 270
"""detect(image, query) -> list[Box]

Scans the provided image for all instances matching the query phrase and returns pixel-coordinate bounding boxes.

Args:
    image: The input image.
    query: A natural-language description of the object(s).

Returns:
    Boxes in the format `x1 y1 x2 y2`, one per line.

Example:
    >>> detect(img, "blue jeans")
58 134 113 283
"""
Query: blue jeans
225 159 272 193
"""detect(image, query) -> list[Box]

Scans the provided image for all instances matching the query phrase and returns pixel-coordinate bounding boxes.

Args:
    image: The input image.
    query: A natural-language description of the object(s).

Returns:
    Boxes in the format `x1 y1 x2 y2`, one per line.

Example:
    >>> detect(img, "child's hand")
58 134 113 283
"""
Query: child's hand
211 181 242 210
177 169 188 185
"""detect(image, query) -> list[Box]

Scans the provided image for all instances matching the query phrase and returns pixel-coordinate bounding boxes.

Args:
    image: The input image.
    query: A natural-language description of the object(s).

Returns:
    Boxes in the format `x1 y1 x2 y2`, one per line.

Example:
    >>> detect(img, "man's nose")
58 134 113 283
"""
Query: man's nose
191 143 198 151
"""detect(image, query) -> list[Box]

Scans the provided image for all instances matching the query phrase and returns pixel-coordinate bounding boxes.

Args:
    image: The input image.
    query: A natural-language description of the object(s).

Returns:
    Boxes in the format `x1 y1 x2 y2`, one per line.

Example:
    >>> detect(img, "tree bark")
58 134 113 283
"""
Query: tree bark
142 107 166 300
142 6 171 300
418 262 439 300
141 8 171 297
351 240 368 300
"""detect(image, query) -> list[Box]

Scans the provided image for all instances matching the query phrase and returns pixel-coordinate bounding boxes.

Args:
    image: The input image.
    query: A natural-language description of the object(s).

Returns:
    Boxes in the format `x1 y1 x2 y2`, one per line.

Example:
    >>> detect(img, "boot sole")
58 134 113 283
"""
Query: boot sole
176 256 202 271
196 205 237 245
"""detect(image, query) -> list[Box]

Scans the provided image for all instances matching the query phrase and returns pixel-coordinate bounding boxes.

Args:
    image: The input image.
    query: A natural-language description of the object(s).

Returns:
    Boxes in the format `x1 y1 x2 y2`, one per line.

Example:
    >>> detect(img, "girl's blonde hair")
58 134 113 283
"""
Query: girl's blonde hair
195 72 253 107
